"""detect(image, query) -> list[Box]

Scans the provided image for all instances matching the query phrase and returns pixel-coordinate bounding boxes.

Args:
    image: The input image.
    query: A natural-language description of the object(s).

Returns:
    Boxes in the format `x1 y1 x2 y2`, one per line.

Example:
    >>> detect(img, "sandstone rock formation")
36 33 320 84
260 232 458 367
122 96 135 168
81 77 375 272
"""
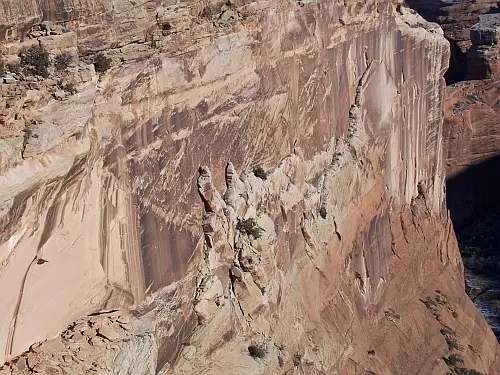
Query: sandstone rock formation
0 0 499 374
444 80 500 229
406 0 500 83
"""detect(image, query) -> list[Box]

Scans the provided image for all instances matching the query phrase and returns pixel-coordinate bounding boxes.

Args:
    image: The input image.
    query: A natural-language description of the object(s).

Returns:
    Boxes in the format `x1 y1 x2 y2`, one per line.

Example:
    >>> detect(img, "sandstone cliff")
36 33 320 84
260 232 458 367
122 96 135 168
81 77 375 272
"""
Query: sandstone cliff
0 0 499 374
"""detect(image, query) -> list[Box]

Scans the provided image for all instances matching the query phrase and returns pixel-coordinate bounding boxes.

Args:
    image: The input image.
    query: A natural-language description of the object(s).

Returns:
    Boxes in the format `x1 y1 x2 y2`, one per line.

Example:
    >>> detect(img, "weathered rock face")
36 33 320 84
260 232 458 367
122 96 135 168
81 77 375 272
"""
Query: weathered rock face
444 80 500 228
406 0 500 83
467 14 500 80
0 0 499 374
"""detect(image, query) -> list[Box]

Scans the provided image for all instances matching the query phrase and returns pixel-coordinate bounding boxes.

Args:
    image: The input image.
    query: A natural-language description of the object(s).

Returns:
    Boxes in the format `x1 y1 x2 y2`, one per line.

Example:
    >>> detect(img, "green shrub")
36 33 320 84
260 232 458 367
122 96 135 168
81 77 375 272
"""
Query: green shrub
0 59 4 76
54 52 72 71
452 311 459 319
446 337 460 351
440 327 455 336
93 53 111 73
435 291 449 306
248 344 266 359
455 368 483 375
444 354 464 367
423 296 438 309
20 45 50 77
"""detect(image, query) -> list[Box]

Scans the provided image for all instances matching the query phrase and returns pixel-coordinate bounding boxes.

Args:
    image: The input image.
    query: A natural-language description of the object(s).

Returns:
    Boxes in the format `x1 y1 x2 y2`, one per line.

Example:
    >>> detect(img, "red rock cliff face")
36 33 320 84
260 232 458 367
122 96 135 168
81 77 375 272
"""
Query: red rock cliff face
0 0 499 374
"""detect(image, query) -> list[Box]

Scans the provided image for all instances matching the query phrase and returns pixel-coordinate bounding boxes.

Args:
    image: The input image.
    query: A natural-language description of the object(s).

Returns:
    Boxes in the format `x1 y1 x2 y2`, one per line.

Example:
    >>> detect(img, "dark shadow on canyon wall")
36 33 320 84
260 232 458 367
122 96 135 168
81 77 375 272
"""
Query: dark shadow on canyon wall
447 156 500 339
447 155 500 231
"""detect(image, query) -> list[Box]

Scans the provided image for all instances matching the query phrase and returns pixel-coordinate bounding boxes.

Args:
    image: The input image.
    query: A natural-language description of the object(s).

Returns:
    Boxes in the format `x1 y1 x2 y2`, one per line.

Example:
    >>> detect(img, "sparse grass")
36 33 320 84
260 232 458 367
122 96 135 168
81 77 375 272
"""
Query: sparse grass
248 344 266 359
20 45 50 78
236 218 263 239
253 166 267 180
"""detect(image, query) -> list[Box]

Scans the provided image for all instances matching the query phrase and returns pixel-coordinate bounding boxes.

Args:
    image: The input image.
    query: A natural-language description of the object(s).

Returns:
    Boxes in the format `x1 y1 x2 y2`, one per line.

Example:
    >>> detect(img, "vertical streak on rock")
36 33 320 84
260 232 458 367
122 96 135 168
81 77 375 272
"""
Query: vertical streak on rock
5 257 36 360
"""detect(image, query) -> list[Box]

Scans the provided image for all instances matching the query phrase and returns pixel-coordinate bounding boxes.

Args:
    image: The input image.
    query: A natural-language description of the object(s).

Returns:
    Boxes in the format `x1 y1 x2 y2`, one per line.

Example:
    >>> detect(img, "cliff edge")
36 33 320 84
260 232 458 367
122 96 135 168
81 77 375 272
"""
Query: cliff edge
0 0 498 374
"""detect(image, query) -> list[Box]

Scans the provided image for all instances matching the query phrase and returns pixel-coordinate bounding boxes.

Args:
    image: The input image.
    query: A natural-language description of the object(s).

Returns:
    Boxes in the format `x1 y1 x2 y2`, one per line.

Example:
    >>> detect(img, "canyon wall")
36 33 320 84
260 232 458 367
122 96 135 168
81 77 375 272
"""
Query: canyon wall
409 0 500 229
0 0 499 374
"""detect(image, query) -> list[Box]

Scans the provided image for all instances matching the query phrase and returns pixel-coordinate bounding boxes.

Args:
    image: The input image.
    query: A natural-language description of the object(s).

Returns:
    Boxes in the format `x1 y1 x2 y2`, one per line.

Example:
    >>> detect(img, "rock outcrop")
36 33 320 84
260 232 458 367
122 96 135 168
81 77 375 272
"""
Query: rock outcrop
444 80 500 229
0 0 499 374
406 0 500 83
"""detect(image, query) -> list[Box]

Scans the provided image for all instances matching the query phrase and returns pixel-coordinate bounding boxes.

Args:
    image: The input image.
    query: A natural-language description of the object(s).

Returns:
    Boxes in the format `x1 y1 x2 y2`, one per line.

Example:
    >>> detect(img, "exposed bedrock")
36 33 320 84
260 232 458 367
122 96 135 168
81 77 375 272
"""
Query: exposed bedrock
0 0 499 374
444 80 500 229
406 0 500 83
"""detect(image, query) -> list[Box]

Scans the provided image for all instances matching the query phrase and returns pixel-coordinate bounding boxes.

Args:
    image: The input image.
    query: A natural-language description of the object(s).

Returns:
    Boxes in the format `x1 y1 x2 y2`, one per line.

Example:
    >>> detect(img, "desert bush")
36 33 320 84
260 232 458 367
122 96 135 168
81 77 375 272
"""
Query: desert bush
248 344 266 359
440 327 455 336
444 354 464 367
253 166 267 180
0 59 4 76
54 52 72 71
236 218 263 239
7 61 21 74
20 45 50 77
93 53 111 73
446 337 460 351
423 296 438 309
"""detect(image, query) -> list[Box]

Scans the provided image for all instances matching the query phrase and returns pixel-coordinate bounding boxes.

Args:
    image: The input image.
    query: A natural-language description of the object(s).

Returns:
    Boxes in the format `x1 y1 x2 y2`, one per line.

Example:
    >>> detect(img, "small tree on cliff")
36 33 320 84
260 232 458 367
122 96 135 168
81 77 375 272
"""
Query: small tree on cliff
93 53 111 73
20 45 50 78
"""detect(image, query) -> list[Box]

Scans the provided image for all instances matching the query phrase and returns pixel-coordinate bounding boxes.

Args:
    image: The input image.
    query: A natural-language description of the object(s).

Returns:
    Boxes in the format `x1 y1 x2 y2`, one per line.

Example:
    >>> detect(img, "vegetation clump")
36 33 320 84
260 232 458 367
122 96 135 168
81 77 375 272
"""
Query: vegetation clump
423 296 438 310
20 45 50 77
248 344 266 359
93 53 111 73
253 166 267 180
0 59 4 76
54 52 72 71
440 327 456 337
319 206 327 219
6 61 20 74
446 337 460 351
236 218 263 239
444 354 464 367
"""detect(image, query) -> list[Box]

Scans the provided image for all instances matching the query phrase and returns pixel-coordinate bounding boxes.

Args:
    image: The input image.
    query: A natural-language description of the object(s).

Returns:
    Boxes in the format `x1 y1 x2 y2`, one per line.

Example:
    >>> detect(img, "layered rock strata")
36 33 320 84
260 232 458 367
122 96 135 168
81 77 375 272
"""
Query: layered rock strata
0 0 499 374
